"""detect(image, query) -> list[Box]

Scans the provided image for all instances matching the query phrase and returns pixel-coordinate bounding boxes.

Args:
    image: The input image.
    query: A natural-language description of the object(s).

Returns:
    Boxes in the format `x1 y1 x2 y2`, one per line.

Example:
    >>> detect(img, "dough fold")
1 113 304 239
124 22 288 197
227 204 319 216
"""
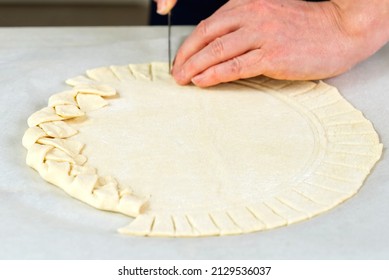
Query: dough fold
23 70 147 219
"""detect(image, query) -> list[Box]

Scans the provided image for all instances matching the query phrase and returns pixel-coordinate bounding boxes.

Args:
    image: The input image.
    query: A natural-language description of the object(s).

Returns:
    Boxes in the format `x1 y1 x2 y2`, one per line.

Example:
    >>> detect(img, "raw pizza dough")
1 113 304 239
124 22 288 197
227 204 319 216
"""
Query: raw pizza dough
23 62 383 237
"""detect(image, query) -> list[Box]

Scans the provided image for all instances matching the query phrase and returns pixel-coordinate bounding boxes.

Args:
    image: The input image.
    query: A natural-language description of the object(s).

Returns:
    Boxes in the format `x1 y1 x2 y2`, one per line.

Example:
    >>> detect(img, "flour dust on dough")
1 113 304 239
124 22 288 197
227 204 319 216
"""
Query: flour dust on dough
23 62 383 237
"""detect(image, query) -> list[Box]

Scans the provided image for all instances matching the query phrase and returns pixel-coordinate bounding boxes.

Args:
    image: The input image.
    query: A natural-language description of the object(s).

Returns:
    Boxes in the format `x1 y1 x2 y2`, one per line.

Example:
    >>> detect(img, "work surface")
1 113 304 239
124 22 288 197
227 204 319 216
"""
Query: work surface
0 27 388 259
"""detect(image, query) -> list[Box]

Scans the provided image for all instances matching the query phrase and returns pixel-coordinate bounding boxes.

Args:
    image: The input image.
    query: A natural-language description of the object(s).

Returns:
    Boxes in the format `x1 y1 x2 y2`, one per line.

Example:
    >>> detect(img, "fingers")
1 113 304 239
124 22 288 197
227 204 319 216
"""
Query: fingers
156 0 177 15
170 0 268 87
172 10 243 80
173 29 259 85
191 49 267 87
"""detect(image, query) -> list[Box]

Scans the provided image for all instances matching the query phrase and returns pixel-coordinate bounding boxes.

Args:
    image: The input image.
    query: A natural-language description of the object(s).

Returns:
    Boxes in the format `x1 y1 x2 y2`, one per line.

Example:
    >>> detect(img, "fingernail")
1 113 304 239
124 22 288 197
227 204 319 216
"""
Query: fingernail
157 0 167 15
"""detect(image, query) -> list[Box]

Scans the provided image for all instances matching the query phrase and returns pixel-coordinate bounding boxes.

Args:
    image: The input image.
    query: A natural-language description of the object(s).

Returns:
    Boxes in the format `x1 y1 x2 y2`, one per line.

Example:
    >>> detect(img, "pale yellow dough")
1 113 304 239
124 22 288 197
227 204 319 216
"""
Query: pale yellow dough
23 62 382 237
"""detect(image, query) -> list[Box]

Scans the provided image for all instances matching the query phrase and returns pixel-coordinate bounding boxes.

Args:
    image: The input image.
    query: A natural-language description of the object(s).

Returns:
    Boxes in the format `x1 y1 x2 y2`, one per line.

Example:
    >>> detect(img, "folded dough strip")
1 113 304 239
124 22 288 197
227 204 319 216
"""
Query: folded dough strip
39 121 78 139
70 165 96 176
28 107 65 127
74 84 117 97
66 74 118 98
46 148 87 165
55 104 85 118
22 126 48 149
25 140 146 217
48 90 78 107
44 160 74 187
37 138 84 157
93 181 120 210
66 75 96 87
24 68 147 222
26 143 54 172
76 93 108 112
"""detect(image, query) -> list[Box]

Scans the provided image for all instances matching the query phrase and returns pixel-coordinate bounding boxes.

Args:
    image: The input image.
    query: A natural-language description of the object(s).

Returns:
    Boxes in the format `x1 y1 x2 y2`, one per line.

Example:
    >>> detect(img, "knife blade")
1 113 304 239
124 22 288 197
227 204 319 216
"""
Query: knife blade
168 11 172 74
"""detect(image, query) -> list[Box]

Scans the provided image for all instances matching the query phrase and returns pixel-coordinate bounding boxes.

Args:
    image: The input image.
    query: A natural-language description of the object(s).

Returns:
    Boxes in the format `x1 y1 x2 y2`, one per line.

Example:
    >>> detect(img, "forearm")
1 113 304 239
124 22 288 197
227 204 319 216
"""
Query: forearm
330 0 389 59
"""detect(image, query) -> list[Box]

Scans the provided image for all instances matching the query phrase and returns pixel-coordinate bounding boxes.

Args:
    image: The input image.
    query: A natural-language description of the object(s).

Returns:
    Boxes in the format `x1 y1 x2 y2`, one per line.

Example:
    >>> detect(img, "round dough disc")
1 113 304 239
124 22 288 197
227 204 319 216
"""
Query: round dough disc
23 62 382 237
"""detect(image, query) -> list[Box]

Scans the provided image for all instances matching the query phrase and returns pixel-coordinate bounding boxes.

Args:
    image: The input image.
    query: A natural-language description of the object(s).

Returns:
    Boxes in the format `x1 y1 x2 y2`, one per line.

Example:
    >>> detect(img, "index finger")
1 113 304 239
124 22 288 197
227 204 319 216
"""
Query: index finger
172 9 243 75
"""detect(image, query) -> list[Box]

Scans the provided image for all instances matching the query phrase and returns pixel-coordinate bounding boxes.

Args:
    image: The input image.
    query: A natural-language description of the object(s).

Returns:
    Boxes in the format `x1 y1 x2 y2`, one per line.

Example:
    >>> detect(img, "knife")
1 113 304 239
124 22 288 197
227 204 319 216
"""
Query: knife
168 11 172 74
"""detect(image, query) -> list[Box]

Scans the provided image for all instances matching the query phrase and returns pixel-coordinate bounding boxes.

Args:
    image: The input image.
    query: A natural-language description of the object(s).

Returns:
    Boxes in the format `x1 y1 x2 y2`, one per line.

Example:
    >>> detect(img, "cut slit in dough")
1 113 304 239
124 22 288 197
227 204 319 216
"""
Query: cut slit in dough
23 62 383 237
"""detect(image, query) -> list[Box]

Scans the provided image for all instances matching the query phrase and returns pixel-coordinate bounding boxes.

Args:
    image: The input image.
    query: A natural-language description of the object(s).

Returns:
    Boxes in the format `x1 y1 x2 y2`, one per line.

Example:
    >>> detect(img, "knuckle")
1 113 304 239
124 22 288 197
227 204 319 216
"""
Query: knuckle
230 57 243 76
210 37 225 58
206 66 221 84
211 67 222 84
251 49 264 63
211 66 219 79
197 20 209 38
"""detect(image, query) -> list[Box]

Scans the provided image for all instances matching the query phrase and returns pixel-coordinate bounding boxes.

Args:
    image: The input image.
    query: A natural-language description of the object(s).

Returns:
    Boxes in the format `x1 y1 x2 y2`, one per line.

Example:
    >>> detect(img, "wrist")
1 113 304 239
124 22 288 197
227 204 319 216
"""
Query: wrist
330 0 389 57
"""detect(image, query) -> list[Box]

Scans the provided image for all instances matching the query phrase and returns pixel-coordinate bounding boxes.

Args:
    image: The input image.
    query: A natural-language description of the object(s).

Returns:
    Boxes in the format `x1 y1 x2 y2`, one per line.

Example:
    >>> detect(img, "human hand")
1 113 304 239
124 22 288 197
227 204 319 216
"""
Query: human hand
172 0 389 87
155 0 177 15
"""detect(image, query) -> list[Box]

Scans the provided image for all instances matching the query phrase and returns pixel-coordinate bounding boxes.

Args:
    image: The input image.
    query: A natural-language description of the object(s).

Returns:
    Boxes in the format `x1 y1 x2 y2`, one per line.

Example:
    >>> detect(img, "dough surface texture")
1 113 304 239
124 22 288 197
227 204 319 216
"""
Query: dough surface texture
23 62 382 237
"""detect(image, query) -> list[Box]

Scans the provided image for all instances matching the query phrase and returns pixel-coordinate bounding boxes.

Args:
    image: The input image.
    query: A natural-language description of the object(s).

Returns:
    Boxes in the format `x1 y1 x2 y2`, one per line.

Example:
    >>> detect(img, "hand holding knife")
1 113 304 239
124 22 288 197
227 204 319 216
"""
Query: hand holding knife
155 0 176 74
